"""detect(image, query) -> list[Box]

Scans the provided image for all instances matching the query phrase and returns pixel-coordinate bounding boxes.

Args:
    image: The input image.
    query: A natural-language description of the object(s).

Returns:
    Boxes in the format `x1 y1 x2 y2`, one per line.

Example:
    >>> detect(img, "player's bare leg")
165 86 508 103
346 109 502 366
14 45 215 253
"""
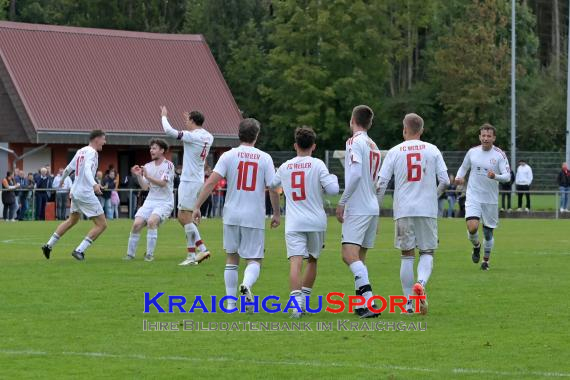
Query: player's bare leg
178 210 209 265
400 248 415 313
342 244 378 318
466 218 481 263
240 258 261 313
144 214 161 261
71 214 107 261
224 253 239 310
125 217 146 260
42 212 81 259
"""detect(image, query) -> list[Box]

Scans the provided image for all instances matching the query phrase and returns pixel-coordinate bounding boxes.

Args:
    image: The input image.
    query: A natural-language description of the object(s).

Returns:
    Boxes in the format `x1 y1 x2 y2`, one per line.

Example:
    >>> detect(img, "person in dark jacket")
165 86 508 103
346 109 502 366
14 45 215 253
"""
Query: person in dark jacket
2 171 20 221
558 162 570 212
35 167 49 220
500 170 515 211
102 170 117 219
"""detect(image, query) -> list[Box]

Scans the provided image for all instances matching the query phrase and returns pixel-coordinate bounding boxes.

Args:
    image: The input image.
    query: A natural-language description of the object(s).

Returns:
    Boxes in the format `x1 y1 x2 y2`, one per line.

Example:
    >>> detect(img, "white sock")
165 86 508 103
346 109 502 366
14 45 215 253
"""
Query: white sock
468 231 480 247
242 262 261 288
301 287 312 310
75 237 93 253
146 229 158 256
349 261 372 308
484 238 494 261
127 232 140 257
400 255 415 299
224 264 238 307
184 223 196 249
291 290 303 312
47 233 60 248
417 254 434 287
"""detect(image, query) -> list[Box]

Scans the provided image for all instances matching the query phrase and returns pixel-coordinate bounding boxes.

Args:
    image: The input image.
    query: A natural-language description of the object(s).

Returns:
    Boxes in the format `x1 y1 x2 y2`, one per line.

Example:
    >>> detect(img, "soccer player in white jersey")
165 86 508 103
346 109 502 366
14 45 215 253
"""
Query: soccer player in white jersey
42 130 107 261
377 114 449 314
335 105 382 319
160 106 214 266
455 123 511 271
193 119 280 312
270 127 339 318
123 139 175 262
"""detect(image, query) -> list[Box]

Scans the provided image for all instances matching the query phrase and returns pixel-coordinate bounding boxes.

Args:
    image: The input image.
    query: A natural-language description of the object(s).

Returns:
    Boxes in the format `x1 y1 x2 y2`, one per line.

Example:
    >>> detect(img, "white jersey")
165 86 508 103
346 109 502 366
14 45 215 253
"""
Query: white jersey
142 159 175 205
161 116 214 183
213 145 275 229
379 140 448 219
456 145 510 205
343 131 381 216
272 156 338 233
65 146 98 200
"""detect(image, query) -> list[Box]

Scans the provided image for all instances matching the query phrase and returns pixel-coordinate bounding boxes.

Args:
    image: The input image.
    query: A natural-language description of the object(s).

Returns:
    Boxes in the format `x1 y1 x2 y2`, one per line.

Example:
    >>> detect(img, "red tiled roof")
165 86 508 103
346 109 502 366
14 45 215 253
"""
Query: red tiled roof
0 21 241 141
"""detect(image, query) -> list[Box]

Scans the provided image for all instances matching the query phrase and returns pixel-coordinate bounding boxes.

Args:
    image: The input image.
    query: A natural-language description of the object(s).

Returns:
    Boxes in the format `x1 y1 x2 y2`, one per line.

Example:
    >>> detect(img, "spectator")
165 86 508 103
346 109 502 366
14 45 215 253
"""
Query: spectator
200 165 213 218
515 160 533 211
102 170 117 219
558 162 570 213
52 168 72 220
2 171 20 221
446 174 457 218
212 177 226 217
35 167 49 220
95 171 105 207
457 181 467 218
110 189 120 219
122 171 140 219
19 173 35 220
437 178 449 218
500 170 515 212
13 169 22 217
173 165 182 218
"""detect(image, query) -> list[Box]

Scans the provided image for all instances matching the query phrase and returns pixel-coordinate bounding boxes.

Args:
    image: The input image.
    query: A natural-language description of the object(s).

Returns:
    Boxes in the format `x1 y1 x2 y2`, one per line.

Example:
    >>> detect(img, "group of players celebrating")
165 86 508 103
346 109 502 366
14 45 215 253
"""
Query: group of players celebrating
40 104 511 318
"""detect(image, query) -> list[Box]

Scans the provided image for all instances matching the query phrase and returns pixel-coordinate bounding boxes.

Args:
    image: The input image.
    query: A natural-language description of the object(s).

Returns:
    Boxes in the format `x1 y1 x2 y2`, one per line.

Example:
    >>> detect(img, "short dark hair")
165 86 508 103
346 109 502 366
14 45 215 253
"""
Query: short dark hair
89 129 106 140
479 123 496 136
6 171 11 177
238 118 261 143
352 105 374 129
189 111 205 126
149 138 169 152
295 126 316 150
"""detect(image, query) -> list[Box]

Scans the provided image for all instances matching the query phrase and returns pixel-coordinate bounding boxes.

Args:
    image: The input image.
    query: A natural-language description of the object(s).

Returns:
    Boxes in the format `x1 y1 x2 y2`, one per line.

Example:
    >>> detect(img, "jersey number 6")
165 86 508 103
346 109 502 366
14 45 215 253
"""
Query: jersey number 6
406 153 422 182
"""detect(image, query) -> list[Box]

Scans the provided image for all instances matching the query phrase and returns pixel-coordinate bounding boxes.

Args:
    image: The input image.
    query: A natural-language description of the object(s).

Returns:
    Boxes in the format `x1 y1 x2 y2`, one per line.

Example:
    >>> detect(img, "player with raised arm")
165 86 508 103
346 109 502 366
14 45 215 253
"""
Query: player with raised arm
335 105 382 319
160 106 214 266
455 123 511 271
193 118 280 312
270 127 339 318
41 130 107 261
124 139 174 262
376 114 449 314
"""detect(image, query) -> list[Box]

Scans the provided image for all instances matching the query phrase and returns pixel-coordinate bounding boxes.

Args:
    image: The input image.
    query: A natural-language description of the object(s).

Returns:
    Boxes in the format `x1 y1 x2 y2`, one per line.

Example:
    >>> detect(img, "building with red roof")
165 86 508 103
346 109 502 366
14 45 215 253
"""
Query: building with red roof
0 21 240 177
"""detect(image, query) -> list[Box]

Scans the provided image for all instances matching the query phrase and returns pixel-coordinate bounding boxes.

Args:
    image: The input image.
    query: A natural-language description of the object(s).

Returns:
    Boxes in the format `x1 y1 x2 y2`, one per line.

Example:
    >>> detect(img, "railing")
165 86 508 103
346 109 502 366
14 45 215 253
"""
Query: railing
1 188 569 220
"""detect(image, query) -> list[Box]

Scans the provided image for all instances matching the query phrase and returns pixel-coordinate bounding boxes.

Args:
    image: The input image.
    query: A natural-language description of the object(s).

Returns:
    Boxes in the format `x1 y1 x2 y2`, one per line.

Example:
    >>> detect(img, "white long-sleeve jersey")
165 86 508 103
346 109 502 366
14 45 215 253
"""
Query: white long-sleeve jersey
456 145 510 205
63 146 98 200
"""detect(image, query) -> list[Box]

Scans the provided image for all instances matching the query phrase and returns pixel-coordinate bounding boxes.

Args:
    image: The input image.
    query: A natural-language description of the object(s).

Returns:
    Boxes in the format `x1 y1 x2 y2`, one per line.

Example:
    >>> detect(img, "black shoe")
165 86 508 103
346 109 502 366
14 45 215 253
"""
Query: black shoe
42 245 51 260
354 307 366 317
481 261 489 271
71 250 85 261
472 244 481 263
359 307 381 319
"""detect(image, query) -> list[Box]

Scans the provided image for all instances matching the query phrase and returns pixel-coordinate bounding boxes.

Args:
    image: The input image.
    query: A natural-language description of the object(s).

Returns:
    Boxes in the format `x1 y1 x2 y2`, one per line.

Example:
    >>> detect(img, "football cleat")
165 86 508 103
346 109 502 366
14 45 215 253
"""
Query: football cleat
71 250 85 261
289 312 304 319
359 307 381 319
481 261 490 271
402 300 414 315
178 256 197 266
472 244 481 263
195 251 211 264
239 284 254 313
123 254 135 261
144 254 154 262
412 283 428 315
42 245 52 260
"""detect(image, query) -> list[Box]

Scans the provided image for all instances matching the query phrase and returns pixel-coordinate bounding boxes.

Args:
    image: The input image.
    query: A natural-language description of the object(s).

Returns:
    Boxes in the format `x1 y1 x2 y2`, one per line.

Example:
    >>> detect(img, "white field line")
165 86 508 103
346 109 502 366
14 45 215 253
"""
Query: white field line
1 349 569 378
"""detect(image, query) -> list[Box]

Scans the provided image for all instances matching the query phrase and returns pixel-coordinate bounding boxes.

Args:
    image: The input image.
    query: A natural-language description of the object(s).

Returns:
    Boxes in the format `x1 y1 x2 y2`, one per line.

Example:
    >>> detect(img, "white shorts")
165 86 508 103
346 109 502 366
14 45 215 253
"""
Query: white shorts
341 215 378 249
285 231 325 259
465 200 499 229
135 201 173 223
178 181 202 211
223 224 265 259
70 194 104 219
395 217 438 251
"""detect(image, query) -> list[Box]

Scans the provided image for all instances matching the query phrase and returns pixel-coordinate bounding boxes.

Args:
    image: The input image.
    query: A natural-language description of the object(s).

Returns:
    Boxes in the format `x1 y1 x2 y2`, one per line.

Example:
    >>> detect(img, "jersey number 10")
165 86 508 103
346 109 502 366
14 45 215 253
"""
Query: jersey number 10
237 161 258 191
407 153 422 182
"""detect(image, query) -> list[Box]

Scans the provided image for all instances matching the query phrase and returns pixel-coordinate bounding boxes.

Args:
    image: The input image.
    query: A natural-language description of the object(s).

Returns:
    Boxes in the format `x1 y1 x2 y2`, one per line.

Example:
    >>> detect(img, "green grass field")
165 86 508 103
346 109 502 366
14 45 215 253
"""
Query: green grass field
1 217 569 379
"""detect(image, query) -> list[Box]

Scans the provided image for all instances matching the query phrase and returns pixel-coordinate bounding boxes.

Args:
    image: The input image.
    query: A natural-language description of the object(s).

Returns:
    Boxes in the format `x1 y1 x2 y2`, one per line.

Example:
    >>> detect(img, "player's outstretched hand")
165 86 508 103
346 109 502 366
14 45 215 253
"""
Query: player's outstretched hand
192 209 202 225
336 205 345 223
455 177 465 185
160 106 167 117
487 170 496 179
271 215 280 228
